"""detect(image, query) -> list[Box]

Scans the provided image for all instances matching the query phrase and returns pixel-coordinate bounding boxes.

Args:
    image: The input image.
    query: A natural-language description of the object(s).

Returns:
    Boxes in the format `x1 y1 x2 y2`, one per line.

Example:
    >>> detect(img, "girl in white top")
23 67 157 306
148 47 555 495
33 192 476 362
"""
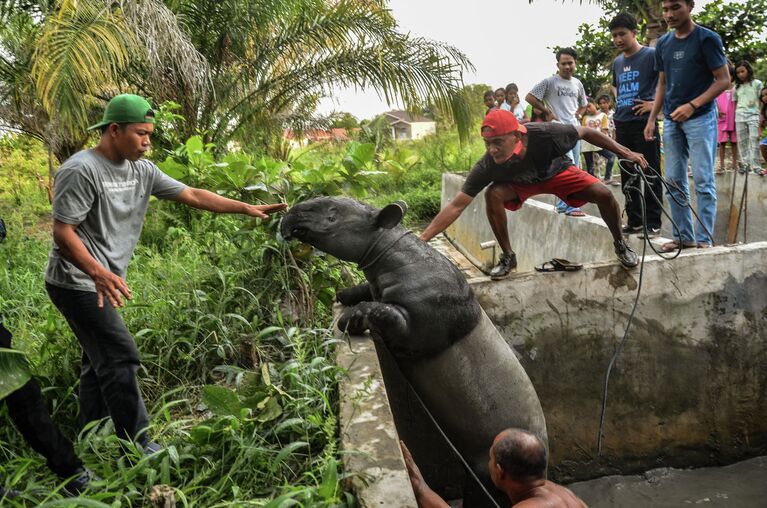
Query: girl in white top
734 61 763 173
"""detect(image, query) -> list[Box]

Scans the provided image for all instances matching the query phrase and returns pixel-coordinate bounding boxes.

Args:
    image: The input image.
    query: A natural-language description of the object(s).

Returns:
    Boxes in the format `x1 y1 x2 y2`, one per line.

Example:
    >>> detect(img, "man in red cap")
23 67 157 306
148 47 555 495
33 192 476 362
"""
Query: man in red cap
420 109 647 278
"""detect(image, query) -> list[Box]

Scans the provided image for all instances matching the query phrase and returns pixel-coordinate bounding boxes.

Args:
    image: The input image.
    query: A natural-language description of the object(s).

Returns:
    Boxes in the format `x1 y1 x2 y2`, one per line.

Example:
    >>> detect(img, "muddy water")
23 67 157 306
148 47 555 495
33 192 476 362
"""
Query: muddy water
568 456 767 507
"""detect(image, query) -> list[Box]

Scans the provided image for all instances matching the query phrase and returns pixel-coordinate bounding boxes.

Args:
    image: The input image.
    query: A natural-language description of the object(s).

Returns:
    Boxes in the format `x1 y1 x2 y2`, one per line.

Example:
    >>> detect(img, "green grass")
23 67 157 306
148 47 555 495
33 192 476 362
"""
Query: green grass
0 195 353 506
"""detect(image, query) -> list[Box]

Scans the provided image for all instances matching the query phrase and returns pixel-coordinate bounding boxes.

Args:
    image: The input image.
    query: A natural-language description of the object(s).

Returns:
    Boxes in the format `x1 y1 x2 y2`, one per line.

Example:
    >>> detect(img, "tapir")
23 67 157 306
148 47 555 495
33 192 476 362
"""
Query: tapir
280 196 547 506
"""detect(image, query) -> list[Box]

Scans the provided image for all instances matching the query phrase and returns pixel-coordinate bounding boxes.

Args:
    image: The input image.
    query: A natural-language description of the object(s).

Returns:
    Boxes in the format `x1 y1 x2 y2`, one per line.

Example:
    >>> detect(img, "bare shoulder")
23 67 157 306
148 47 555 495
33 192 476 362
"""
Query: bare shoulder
514 483 588 508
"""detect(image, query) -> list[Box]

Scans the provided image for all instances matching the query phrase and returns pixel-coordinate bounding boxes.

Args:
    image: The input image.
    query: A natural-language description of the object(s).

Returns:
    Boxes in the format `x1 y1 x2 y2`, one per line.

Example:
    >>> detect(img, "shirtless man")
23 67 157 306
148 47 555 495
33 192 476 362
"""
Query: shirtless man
401 428 587 508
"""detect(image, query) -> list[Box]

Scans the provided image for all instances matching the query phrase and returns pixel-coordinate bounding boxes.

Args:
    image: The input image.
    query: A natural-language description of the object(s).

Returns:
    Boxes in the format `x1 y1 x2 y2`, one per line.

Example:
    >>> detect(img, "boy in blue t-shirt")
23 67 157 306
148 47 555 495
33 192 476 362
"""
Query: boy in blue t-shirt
609 12 664 238
644 0 729 251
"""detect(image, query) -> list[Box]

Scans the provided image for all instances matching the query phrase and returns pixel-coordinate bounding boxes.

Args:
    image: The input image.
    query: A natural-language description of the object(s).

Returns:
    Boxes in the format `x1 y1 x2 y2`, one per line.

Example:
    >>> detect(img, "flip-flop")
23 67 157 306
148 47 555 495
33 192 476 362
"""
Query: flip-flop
565 210 586 217
660 240 696 253
535 258 583 272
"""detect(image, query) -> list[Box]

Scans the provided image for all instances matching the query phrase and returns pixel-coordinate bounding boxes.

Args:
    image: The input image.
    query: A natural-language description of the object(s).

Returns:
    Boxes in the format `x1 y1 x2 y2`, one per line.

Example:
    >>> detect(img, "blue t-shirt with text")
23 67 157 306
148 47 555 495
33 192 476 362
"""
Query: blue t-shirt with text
655 25 726 119
612 46 658 123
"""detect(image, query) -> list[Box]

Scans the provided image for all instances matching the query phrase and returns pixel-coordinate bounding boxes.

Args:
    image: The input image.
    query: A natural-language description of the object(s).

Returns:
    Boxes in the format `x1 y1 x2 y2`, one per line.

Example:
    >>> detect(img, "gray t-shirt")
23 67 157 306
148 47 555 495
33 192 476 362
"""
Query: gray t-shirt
45 149 186 291
529 74 587 126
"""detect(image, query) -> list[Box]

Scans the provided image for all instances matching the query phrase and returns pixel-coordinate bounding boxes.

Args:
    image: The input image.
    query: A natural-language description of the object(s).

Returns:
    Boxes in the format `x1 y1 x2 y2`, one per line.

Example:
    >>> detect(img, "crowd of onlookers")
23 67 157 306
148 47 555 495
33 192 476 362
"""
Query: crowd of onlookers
479 4 766 252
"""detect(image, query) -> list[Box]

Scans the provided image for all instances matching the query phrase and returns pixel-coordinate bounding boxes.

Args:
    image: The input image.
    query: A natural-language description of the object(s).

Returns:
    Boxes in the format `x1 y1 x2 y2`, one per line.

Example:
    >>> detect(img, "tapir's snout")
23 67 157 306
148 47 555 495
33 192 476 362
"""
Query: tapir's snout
279 209 311 242
278 215 297 241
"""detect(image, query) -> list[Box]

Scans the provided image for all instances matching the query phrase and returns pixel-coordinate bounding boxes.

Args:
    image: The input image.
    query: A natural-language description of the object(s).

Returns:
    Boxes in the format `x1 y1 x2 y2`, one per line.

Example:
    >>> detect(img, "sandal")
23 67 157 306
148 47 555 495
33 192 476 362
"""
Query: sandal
660 240 696 253
535 258 583 272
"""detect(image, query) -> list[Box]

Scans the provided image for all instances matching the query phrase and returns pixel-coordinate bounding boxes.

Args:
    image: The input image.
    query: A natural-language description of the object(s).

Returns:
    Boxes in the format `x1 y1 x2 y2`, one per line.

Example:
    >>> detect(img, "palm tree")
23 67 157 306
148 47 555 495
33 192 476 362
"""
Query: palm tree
163 0 474 148
0 0 208 162
1 0 474 162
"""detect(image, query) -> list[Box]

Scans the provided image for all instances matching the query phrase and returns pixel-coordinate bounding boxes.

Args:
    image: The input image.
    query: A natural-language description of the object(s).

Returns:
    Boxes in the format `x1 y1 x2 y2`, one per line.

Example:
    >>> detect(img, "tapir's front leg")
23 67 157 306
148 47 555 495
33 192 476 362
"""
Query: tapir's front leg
338 301 410 341
336 283 373 306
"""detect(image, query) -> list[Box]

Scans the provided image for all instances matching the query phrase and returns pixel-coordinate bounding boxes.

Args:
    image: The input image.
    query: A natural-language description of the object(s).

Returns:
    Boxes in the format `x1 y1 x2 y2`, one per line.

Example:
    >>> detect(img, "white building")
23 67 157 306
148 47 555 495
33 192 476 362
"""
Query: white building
385 111 436 141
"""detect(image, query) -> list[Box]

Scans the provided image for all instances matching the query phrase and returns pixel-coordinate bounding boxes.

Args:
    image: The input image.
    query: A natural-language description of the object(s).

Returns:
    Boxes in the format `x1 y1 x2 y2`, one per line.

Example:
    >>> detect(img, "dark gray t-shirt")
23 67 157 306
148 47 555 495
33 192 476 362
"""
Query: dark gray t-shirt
461 123 579 196
45 149 186 291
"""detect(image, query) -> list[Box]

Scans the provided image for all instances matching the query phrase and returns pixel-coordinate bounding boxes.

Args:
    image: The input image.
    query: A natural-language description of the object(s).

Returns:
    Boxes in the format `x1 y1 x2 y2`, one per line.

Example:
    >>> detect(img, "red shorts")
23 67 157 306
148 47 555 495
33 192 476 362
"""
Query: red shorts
503 166 601 211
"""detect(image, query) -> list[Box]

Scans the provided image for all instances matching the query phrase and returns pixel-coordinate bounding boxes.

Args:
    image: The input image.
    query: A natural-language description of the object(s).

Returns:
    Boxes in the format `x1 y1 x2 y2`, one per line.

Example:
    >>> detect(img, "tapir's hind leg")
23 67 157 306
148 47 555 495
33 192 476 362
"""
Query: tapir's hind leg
338 301 410 341
336 284 373 306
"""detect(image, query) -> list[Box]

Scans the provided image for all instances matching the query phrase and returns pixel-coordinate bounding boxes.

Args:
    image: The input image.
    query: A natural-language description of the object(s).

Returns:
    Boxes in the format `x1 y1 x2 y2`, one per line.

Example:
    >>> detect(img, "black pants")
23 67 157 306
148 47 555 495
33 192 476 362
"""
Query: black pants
616 120 664 229
46 284 149 446
0 322 82 477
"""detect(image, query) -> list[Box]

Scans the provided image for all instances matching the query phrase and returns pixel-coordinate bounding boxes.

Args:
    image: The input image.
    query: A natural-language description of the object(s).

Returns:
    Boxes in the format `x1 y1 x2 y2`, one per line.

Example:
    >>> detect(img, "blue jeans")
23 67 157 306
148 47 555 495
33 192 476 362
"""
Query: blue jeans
663 108 717 245
556 140 582 213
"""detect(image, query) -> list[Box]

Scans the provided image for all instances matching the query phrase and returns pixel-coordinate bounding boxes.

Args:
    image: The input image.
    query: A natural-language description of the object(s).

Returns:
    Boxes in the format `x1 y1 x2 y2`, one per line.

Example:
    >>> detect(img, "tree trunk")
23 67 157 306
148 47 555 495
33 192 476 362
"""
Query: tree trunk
47 147 55 203
642 2 667 46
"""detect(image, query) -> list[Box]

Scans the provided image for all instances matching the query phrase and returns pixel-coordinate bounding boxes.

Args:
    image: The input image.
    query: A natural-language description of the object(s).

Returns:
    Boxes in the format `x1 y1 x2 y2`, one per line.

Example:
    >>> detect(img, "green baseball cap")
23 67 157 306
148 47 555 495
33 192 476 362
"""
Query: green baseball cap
87 94 156 131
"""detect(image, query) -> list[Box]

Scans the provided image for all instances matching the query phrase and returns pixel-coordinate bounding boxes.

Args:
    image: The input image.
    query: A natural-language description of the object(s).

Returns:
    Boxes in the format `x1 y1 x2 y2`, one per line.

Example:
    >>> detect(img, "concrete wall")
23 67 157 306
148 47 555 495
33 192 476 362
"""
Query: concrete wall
472 243 767 482
550 171 767 244
336 321 418 507
444 171 767 273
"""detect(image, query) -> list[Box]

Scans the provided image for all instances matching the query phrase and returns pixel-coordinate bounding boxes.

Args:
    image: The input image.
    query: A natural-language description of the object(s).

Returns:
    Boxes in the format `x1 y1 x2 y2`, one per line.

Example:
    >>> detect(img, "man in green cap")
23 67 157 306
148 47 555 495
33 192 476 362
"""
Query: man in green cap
44 94 286 452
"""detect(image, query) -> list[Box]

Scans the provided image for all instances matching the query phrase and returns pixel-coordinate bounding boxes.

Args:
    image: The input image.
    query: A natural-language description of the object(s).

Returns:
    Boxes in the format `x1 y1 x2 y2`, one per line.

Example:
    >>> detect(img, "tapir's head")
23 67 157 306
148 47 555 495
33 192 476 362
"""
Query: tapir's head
280 197 407 263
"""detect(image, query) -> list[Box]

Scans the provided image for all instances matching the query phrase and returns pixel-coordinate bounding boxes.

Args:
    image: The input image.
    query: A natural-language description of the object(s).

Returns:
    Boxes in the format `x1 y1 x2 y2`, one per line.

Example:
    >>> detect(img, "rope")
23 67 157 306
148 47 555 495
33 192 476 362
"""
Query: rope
358 230 412 271
398 349 502 508
596 159 718 454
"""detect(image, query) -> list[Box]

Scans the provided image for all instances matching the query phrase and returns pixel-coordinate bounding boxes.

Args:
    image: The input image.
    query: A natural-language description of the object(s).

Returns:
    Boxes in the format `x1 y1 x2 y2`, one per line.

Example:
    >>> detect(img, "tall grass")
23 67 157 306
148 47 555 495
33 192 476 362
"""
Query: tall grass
1 191 353 506
1 124 484 505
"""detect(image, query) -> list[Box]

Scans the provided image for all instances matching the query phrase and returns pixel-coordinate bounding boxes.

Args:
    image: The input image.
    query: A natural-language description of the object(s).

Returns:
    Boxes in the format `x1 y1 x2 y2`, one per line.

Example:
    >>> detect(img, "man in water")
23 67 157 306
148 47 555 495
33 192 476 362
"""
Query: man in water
401 428 587 507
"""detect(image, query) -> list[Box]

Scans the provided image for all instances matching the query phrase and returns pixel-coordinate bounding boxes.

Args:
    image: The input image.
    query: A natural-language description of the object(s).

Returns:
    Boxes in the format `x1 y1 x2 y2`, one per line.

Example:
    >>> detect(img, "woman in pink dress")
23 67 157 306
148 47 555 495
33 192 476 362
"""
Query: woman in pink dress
717 76 738 172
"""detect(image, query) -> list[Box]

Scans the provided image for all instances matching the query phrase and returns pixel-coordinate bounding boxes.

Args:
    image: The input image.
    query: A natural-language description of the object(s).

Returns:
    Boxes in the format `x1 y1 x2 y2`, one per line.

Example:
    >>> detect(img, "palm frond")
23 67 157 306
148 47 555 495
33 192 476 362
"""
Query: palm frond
112 0 210 98
206 0 473 143
32 0 133 133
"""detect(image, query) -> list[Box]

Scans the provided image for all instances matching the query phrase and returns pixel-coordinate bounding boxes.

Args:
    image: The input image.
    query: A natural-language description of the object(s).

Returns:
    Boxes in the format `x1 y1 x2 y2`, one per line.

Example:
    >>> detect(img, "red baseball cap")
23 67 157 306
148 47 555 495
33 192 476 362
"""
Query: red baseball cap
481 109 527 137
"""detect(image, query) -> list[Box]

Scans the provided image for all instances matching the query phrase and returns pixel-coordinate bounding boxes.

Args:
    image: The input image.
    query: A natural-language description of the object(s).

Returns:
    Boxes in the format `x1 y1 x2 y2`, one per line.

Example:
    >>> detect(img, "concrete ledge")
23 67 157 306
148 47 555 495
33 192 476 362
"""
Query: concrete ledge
443 170 767 273
470 242 767 481
336 322 417 507
540 170 767 244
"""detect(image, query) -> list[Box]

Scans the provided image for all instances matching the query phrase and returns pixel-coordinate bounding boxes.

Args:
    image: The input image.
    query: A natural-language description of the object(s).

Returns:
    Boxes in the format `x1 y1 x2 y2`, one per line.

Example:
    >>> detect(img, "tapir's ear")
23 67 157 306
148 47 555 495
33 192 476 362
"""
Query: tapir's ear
375 201 408 229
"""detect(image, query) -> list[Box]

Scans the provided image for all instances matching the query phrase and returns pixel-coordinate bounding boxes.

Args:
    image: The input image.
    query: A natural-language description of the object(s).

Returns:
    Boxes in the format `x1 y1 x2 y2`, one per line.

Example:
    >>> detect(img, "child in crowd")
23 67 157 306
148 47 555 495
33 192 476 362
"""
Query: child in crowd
734 61 763 174
760 87 767 173
716 66 738 173
597 95 615 139
500 83 530 122
484 89 497 115
581 98 617 183
494 88 506 109
506 91 530 122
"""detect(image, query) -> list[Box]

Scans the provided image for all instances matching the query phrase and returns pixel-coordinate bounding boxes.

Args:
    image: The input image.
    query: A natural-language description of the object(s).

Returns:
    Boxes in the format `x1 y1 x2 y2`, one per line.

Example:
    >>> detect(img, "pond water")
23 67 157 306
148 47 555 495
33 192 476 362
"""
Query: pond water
569 456 767 507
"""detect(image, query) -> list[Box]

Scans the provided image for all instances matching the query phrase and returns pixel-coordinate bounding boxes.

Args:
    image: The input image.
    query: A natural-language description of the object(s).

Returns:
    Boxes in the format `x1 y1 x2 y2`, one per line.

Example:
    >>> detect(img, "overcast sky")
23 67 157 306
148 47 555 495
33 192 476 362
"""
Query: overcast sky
317 0 718 121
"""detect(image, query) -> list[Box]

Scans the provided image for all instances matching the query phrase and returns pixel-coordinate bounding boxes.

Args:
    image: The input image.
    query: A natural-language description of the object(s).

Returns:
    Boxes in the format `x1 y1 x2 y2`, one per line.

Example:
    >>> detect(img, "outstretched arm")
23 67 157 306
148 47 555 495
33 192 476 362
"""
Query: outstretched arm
174 188 286 219
576 126 648 169
419 192 473 242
